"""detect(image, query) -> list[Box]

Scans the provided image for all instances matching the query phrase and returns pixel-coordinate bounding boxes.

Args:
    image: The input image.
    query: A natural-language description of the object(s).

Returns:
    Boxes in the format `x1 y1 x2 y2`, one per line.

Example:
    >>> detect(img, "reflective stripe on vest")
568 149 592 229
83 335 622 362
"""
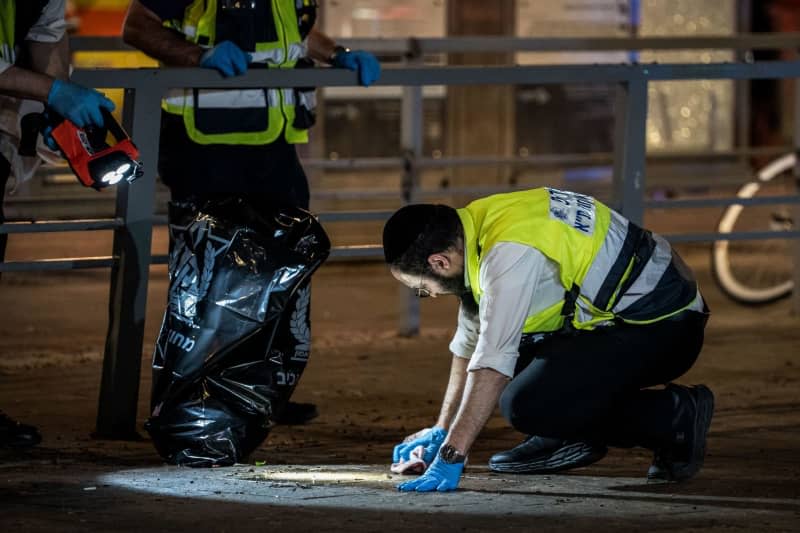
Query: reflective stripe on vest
162 0 315 145
457 188 700 334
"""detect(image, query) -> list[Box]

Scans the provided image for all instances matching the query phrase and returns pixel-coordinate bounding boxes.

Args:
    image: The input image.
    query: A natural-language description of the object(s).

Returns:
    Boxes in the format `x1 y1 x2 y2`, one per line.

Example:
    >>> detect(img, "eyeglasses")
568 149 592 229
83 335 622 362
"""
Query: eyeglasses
415 273 431 298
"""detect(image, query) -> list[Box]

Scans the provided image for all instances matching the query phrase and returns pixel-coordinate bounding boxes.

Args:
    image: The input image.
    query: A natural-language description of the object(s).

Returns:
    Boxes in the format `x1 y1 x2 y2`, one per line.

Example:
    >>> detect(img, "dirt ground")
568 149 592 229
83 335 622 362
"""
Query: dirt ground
1 229 799 532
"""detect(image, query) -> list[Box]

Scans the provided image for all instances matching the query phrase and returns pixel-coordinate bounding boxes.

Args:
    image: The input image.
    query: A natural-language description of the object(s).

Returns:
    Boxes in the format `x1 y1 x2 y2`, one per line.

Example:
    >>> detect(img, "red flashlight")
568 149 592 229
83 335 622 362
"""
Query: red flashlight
50 109 142 190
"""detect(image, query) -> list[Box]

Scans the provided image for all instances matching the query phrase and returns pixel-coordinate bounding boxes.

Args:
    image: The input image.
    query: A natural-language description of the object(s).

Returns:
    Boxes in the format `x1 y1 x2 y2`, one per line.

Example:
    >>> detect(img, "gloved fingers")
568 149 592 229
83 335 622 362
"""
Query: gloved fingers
41 125 58 151
46 80 115 128
355 54 381 87
397 475 426 492
392 442 403 463
394 441 415 462
84 90 114 127
231 49 250 75
229 56 245 76
411 476 441 493
217 59 236 78
68 113 86 128
203 41 250 77
98 94 116 112
422 441 442 464
436 478 457 492
85 104 105 129
394 427 445 462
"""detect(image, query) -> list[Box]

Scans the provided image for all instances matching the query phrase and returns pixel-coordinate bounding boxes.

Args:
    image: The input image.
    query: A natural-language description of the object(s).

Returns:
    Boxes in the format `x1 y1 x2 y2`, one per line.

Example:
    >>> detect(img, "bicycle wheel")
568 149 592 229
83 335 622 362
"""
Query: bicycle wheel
711 153 797 305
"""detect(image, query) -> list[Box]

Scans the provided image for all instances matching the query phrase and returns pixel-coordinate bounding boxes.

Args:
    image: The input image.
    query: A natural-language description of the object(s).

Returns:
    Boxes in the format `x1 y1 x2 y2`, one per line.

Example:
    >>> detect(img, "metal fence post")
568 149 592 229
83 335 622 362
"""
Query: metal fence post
94 86 162 438
398 43 424 337
612 74 649 225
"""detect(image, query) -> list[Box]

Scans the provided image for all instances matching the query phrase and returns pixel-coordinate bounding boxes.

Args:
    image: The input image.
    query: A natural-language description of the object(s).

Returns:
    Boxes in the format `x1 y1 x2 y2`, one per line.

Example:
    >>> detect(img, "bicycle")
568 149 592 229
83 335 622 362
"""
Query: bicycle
711 152 798 305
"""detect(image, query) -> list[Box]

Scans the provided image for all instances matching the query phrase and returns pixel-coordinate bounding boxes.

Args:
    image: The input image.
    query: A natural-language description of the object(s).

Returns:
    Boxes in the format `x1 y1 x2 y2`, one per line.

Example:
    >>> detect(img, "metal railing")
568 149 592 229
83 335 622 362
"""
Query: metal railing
2 35 800 438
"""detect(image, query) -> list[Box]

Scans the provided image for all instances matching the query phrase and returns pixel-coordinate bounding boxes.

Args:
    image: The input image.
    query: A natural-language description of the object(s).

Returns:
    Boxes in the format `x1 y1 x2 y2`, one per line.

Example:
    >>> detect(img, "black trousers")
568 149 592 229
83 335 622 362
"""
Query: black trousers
499 310 709 451
158 113 310 209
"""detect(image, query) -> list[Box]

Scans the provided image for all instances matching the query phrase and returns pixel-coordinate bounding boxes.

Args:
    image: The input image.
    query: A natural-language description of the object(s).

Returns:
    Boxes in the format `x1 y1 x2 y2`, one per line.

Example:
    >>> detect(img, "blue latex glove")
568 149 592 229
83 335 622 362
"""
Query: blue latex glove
200 41 252 77
41 124 58 151
46 79 115 128
397 455 464 492
332 49 381 87
393 426 446 465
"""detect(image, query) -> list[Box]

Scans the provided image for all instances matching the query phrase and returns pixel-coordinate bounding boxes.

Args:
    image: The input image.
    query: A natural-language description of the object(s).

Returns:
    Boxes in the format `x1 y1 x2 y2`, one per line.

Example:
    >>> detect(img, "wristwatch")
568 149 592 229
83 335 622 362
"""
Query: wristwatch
438 443 467 464
329 44 350 64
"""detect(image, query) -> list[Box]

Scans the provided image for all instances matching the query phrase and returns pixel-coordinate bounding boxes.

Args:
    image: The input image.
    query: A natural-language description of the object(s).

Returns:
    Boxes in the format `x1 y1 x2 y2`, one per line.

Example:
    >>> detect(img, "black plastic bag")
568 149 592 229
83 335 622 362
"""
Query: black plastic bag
145 198 330 467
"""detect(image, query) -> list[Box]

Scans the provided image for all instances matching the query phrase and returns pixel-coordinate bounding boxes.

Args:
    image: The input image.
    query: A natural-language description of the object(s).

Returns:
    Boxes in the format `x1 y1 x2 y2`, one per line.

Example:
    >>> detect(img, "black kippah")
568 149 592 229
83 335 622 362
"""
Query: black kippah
382 204 439 263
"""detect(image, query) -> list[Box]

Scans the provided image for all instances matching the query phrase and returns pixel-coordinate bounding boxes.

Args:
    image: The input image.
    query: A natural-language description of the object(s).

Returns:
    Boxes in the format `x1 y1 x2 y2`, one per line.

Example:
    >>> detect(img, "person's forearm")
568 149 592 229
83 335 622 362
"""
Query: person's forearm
435 355 469 430
122 0 202 67
443 368 509 455
307 28 337 64
26 36 69 80
0 65 55 102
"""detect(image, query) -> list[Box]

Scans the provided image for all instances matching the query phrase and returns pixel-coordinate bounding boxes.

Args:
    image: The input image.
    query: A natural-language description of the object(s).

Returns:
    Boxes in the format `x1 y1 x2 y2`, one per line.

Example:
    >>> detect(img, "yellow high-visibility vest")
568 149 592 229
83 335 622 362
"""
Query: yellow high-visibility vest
161 0 317 145
457 188 700 334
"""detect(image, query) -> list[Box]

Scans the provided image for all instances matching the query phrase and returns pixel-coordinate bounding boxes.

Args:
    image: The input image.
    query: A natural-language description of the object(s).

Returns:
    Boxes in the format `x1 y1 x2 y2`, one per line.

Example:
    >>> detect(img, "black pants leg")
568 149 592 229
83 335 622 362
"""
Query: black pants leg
499 312 708 451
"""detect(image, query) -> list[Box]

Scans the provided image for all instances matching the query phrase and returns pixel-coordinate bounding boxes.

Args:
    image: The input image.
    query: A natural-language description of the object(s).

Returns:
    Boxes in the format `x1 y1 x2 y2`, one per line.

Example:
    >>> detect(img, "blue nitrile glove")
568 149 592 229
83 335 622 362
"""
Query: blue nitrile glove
332 49 381 87
39 111 58 151
397 454 464 492
392 426 447 465
200 41 252 77
41 124 58 151
46 79 115 128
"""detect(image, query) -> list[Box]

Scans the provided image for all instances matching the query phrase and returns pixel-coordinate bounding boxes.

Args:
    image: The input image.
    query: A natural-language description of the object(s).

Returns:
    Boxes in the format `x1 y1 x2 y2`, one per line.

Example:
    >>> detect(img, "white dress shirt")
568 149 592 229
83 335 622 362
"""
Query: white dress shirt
448 242 565 378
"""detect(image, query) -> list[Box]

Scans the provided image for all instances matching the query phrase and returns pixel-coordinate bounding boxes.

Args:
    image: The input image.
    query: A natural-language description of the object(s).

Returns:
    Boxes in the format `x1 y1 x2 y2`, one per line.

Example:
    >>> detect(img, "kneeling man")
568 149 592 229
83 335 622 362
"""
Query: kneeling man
383 188 713 492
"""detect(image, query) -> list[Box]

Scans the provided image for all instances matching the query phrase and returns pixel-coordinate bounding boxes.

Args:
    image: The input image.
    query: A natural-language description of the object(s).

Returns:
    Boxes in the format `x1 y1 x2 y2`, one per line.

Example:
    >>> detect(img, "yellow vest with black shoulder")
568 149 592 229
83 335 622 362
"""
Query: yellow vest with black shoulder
161 0 317 145
456 188 702 334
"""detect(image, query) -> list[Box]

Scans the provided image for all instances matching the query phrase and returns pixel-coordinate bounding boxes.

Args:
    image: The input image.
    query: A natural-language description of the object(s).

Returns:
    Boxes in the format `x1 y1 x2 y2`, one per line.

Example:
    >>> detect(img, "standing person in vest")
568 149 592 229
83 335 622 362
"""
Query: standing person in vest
383 188 713 492
121 1 380 425
0 0 114 447
0 0 114 448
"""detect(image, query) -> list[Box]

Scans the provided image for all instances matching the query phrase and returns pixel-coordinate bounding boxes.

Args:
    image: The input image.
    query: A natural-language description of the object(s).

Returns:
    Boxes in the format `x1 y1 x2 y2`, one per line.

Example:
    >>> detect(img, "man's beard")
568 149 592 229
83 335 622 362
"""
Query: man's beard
429 270 479 318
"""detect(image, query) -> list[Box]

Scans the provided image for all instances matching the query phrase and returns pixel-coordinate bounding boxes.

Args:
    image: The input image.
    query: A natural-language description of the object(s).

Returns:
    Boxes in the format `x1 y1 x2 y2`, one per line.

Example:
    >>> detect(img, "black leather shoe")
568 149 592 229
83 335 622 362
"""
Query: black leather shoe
275 402 319 425
647 384 714 482
489 435 607 474
0 411 42 448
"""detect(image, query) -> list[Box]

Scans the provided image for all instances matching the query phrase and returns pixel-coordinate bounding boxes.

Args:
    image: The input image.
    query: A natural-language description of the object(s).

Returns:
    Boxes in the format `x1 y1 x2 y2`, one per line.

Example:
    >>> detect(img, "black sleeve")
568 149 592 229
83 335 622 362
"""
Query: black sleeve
138 0 193 21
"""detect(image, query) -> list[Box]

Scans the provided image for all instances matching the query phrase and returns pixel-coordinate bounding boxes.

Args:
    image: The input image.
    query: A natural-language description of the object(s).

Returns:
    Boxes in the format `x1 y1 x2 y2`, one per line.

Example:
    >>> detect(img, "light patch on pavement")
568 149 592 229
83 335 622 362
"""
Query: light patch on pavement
96 464 793 520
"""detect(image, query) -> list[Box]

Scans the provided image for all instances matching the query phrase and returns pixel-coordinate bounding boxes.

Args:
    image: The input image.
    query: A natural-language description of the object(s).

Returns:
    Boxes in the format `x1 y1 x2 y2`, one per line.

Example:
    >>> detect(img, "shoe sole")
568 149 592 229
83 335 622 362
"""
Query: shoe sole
489 442 608 474
649 385 715 482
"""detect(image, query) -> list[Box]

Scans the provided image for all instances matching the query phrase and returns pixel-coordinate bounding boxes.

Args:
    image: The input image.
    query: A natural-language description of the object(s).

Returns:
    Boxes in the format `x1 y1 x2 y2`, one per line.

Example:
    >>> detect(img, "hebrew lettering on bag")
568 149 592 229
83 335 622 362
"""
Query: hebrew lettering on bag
276 371 298 386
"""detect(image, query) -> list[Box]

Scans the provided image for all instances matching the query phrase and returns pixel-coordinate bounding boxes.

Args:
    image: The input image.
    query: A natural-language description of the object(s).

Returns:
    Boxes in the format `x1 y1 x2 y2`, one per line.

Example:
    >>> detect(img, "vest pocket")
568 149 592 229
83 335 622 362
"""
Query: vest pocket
291 59 317 129
292 88 316 129
192 89 270 135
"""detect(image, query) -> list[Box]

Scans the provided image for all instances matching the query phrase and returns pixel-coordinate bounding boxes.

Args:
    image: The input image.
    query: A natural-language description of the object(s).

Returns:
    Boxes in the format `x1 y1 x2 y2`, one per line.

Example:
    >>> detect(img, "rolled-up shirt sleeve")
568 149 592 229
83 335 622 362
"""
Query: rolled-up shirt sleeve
25 0 67 43
449 302 480 358
0 59 12 75
466 243 548 378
